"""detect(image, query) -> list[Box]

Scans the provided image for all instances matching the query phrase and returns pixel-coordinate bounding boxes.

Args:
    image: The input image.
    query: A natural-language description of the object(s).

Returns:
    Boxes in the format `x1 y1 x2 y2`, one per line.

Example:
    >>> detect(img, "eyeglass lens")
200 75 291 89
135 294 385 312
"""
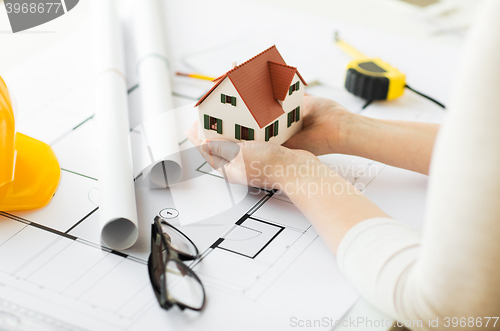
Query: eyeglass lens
165 259 205 310
160 221 198 258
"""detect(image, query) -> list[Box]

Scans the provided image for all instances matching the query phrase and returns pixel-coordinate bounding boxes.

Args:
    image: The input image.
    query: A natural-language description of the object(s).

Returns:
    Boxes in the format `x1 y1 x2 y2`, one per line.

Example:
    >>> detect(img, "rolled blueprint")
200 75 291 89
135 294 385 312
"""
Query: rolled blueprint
133 0 182 188
91 0 138 250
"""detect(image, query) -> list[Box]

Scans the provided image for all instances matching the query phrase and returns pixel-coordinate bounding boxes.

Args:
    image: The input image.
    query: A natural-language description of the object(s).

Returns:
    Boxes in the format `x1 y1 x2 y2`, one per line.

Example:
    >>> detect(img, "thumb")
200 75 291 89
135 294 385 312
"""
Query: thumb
202 139 241 162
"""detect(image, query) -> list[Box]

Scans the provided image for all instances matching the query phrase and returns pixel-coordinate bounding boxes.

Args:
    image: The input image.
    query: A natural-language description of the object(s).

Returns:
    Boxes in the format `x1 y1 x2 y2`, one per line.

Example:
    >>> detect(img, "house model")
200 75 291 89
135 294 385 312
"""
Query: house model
195 45 306 145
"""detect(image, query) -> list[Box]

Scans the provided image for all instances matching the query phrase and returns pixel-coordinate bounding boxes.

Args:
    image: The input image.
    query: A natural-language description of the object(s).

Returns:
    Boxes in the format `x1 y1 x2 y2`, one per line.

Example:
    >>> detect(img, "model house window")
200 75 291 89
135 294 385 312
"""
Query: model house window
203 114 223 134
221 94 237 106
235 124 254 140
288 81 300 96
287 106 300 127
265 120 279 142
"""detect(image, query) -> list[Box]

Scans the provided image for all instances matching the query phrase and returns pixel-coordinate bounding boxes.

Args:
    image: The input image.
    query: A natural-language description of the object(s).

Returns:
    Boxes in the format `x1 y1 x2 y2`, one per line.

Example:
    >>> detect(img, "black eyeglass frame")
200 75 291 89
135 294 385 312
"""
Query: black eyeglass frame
147 215 206 311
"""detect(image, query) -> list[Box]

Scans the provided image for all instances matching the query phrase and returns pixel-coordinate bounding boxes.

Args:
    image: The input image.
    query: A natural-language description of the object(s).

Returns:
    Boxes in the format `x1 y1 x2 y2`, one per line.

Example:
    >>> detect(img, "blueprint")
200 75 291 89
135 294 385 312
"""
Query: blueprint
0 0 457 330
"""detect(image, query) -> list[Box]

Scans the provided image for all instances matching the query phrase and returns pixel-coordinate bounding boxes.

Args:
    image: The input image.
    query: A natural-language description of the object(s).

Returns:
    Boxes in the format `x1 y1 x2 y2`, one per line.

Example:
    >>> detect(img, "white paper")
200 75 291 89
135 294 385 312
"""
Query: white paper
132 0 182 187
91 0 138 249
130 110 183 187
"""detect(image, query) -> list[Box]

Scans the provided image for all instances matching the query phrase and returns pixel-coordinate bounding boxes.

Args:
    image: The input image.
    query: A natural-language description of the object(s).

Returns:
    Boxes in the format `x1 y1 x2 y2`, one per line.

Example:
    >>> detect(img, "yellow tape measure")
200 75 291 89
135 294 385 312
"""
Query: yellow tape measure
335 32 406 102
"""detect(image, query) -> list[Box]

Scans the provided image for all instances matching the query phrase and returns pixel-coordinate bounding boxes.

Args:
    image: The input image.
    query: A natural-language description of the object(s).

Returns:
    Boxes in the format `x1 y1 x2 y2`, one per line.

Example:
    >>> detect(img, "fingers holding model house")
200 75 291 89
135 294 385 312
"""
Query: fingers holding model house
186 122 319 190
282 95 352 156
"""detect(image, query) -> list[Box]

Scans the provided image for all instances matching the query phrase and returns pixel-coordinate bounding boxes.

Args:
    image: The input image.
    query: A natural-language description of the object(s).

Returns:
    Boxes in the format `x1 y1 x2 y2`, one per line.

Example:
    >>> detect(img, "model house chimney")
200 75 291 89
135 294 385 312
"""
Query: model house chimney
231 61 237 68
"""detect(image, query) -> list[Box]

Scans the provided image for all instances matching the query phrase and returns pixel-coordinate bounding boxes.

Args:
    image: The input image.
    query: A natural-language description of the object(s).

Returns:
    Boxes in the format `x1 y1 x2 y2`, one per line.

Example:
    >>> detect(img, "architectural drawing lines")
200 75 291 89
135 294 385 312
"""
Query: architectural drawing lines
0 298 85 331
269 194 293 204
6 284 128 329
76 259 125 300
29 222 77 240
195 161 224 179
50 114 96 146
23 241 75 280
252 215 312 234
233 225 262 238
0 212 77 240
115 282 150 313
186 189 319 301
14 237 66 277
61 253 111 294
252 227 284 259
361 164 387 191
61 168 98 181
254 235 321 301
127 84 139 94
0 211 147 265
0 223 28 249
72 114 95 130
247 194 271 215
65 206 99 233
0 212 30 225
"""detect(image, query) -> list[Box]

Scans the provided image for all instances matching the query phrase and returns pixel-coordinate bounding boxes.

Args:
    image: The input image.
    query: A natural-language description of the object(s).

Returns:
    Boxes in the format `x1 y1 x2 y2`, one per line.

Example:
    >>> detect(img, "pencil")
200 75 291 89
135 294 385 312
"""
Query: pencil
176 72 216 81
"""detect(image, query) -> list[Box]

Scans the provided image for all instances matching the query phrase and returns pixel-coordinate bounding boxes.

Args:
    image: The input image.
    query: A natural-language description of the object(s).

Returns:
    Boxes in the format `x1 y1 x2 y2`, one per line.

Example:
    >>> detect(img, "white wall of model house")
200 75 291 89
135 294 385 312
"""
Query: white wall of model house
198 77 257 142
274 74 304 144
197 73 304 145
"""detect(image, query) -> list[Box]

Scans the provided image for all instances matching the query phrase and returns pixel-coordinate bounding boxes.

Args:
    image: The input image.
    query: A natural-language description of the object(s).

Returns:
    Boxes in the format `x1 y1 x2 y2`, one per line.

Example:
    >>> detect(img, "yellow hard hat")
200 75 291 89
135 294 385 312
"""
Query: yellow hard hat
0 76 60 211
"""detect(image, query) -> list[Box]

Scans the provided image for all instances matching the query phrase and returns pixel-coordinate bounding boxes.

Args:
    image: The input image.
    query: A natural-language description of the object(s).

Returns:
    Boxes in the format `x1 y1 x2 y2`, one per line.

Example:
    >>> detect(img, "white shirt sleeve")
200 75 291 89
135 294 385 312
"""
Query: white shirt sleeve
337 1 500 328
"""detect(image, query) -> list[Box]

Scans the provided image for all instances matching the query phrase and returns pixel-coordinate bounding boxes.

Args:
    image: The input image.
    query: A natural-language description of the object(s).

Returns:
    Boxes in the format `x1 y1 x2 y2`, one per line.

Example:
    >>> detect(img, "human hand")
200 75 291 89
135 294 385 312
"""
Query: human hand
185 122 323 191
283 95 352 155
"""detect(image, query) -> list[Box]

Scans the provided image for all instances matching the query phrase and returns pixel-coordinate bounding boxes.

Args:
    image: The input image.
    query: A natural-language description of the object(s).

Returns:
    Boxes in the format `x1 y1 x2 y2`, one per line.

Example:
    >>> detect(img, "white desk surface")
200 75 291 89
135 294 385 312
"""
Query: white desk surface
0 1 478 330
0 0 478 73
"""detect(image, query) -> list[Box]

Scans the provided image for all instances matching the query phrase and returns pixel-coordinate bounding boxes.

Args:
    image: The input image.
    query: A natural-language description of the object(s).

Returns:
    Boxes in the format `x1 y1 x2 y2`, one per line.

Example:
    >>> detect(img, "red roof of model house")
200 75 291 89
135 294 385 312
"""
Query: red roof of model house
195 45 307 129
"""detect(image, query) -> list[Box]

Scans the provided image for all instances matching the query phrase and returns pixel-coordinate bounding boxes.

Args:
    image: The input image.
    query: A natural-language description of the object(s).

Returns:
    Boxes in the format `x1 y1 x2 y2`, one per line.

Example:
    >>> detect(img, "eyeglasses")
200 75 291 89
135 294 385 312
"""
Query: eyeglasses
148 215 206 311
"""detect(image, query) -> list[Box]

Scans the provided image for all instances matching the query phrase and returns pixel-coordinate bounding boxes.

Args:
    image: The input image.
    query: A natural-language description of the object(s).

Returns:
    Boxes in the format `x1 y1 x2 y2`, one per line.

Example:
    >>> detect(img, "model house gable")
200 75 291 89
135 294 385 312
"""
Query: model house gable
268 61 305 102
198 76 260 140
